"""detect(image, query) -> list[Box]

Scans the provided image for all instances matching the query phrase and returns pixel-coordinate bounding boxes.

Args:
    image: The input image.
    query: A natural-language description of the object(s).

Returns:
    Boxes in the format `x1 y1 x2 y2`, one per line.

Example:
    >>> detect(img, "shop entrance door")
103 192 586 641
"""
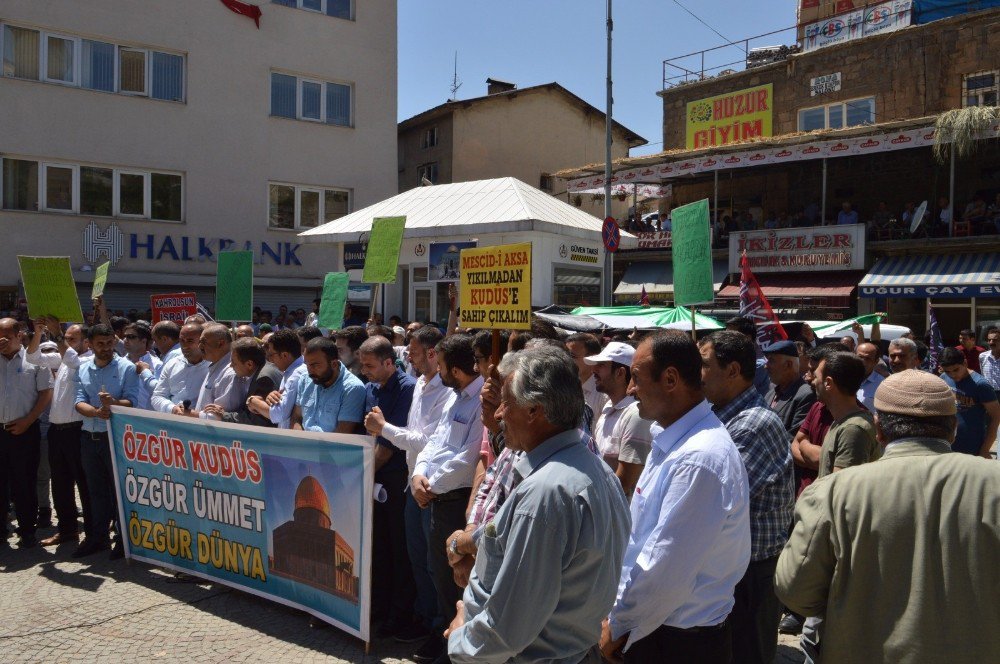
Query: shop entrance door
929 299 971 346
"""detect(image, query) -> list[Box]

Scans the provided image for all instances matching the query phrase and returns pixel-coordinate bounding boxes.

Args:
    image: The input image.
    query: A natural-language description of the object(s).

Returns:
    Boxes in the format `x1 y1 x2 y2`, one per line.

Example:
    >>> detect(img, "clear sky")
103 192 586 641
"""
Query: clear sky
398 1 799 157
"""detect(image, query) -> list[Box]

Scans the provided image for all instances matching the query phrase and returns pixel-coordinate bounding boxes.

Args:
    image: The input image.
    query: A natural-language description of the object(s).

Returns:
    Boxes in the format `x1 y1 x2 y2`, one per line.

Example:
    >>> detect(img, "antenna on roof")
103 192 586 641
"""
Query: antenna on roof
449 51 462 101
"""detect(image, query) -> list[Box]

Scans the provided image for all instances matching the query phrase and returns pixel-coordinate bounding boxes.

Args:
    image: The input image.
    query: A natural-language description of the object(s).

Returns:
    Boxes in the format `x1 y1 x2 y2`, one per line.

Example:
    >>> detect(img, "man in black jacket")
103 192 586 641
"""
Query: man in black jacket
203 337 281 427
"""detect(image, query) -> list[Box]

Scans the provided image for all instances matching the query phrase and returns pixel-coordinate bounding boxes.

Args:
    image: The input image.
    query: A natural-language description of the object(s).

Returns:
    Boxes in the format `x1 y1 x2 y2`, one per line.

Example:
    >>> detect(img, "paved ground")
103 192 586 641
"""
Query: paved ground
1 533 805 663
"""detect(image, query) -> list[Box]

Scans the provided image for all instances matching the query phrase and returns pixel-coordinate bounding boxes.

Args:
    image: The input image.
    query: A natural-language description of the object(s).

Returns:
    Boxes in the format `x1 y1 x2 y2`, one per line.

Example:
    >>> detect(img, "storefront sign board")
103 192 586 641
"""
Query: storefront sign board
685 84 773 149
729 224 866 273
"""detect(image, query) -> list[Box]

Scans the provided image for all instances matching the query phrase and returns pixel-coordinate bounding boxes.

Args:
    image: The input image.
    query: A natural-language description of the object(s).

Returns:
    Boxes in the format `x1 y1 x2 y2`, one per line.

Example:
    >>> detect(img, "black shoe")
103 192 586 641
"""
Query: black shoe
109 542 125 560
778 612 804 635
413 634 445 663
395 622 431 644
17 534 37 549
72 538 110 558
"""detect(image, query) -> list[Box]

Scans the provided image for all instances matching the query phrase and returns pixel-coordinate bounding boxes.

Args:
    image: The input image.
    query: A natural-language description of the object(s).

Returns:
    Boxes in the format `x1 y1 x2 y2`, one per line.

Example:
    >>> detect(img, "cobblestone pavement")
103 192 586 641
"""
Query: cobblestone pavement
1 534 805 663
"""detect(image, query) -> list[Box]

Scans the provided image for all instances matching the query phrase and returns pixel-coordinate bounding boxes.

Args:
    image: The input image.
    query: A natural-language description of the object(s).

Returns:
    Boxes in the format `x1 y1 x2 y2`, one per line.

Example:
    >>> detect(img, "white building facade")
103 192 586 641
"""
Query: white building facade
0 0 397 316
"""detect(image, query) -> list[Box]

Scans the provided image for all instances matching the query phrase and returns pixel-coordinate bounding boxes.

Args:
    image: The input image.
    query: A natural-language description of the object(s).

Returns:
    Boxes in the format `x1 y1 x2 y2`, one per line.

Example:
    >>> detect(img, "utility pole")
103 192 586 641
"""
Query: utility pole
603 0 614 306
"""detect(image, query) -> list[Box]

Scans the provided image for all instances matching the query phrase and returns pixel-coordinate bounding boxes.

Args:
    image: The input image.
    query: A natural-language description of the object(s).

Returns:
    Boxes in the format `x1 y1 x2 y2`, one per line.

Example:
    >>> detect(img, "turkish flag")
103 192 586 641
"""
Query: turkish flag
220 0 262 28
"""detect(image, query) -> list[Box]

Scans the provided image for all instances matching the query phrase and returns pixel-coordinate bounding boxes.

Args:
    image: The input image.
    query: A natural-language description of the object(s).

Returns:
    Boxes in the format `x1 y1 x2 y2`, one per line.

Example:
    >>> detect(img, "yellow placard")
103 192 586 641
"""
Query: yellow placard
459 243 532 330
685 84 773 149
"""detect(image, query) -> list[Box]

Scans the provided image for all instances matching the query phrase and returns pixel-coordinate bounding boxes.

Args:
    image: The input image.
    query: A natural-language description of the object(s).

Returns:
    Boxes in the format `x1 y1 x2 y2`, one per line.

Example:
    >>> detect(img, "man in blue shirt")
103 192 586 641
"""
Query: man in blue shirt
939 347 1000 458
291 337 365 434
73 324 142 559
360 336 417 638
446 346 630 663
837 201 858 225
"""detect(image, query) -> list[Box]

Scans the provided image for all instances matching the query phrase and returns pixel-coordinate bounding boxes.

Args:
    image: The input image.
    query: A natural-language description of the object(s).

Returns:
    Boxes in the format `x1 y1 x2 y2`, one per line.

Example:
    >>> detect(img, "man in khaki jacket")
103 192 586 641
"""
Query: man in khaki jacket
775 369 1000 663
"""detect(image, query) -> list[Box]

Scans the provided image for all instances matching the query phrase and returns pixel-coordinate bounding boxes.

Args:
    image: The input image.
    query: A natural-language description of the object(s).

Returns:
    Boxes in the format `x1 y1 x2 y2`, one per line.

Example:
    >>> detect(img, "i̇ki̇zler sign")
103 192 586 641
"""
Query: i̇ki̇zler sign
728 224 866 273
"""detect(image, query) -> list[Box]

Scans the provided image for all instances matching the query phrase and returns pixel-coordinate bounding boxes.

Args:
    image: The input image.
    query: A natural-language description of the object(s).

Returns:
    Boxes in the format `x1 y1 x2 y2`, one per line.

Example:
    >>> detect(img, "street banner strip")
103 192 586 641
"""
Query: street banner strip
739 252 788 347
109 408 374 640
216 251 254 322
92 261 110 299
17 255 85 323
150 292 198 323
728 223 866 273
563 123 992 192
319 272 350 329
362 216 406 284
802 1 913 53
459 242 532 329
670 199 715 306
428 241 477 282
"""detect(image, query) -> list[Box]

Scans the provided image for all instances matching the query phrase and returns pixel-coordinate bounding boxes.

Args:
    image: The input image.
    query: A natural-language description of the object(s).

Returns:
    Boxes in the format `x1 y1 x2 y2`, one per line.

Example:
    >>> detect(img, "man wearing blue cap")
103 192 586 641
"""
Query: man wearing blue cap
763 340 816 446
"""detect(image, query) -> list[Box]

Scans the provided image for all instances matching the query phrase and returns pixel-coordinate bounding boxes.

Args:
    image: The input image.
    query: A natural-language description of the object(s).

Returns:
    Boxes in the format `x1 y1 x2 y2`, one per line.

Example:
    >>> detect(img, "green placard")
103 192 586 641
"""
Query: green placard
362 216 406 284
216 251 254 322
17 256 85 323
670 199 715 307
91 261 110 299
318 272 350 329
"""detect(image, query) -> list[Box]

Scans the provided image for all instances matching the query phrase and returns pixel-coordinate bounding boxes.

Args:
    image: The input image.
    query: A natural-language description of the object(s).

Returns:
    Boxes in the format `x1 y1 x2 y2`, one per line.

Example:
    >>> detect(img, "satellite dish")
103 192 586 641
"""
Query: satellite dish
910 200 928 234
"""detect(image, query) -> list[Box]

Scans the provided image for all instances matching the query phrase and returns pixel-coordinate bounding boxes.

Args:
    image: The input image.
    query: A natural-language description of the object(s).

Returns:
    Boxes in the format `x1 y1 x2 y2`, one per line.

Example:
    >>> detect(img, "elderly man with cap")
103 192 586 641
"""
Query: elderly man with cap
763 340 816 445
776 370 1000 662
585 341 653 498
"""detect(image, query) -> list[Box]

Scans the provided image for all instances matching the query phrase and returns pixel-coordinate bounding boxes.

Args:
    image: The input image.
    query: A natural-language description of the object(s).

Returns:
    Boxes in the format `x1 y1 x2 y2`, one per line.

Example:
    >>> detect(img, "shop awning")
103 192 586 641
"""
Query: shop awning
858 252 1000 298
615 260 730 296
718 272 860 299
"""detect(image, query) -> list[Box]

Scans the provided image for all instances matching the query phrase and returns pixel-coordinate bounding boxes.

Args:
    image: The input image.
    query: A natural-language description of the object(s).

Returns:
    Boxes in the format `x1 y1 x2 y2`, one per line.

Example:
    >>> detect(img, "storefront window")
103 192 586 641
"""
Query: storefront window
553 267 601 308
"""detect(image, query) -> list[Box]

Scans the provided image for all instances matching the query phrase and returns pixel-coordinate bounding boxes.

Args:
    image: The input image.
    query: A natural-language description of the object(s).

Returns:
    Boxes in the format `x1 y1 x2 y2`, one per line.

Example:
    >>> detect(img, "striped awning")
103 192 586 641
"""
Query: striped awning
858 252 1000 298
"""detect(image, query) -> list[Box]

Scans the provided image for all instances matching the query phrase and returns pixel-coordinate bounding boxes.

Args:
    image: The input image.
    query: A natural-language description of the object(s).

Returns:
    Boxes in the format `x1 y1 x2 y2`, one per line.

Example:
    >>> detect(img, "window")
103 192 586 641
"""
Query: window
552 267 601 307
963 71 998 108
1 23 184 101
268 183 350 229
0 156 183 220
272 0 353 20
797 97 875 131
539 174 554 192
418 163 439 185
270 72 352 126
42 163 77 211
421 127 438 148
2 159 38 211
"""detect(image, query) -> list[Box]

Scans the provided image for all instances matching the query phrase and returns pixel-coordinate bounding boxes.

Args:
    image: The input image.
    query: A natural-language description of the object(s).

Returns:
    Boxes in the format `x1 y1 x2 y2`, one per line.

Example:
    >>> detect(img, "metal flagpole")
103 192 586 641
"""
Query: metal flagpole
949 143 956 237
602 0 614 306
821 158 827 225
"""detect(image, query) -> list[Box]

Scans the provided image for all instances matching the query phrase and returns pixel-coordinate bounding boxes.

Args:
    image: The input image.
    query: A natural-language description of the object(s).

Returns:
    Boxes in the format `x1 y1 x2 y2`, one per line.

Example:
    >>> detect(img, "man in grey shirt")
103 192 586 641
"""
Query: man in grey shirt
446 346 630 663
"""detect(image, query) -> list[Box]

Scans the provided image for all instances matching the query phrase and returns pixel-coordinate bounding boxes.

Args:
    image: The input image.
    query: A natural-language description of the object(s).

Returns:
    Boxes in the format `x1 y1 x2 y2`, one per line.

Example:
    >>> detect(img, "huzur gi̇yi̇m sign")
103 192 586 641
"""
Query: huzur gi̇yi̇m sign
685 84 774 149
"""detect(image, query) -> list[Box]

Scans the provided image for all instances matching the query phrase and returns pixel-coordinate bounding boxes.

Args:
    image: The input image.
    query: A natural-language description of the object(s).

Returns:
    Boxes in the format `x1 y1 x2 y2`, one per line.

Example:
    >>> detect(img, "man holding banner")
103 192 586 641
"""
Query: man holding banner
291 337 366 434
150 322 209 415
73 324 141 559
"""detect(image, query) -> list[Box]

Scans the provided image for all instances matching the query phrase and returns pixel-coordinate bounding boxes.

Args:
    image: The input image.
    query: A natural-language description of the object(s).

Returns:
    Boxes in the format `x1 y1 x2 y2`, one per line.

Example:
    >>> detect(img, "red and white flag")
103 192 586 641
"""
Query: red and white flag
739 252 787 348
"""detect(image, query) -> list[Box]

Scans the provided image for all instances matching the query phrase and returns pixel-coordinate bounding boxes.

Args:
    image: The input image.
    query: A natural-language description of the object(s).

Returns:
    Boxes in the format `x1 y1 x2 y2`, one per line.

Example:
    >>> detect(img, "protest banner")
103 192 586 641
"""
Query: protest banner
428 241 477 281
17 256 85 322
91 261 110 299
319 272 350 329
150 292 198 323
109 407 374 640
362 217 406 284
216 251 254 322
459 242 532 329
670 200 715 306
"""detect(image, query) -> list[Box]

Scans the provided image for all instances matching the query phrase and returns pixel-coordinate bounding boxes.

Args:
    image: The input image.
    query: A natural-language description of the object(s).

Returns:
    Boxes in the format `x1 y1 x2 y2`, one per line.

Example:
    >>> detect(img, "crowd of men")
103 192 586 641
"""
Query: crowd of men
2 293 999 663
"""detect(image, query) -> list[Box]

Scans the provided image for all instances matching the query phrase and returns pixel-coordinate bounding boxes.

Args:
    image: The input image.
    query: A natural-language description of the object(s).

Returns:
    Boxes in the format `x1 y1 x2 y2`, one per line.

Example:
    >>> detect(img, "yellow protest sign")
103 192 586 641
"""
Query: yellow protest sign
459 243 531 330
17 256 85 322
685 84 773 149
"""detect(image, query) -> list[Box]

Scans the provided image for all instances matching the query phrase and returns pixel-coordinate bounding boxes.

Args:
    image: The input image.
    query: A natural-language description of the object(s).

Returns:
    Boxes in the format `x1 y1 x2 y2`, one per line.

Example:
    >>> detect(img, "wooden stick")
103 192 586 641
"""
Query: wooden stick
491 328 501 366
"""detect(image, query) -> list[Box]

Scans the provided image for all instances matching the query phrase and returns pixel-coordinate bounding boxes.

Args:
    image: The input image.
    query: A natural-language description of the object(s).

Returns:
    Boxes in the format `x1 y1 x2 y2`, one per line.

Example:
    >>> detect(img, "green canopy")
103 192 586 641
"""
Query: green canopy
570 306 724 331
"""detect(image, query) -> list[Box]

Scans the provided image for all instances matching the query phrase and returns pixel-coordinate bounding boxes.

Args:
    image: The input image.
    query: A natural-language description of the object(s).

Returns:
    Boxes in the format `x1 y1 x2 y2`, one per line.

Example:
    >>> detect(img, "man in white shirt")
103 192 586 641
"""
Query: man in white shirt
150 321 181 377
189 323 243 418
246 329 306 428
26 318 92 546
410 335 485 662
855 342 885 412
601 331 750 664
365 325 451 643
565 333 610 430
150 322 209 415
979 327 1000 394
585 341 653 497
123 323 161 410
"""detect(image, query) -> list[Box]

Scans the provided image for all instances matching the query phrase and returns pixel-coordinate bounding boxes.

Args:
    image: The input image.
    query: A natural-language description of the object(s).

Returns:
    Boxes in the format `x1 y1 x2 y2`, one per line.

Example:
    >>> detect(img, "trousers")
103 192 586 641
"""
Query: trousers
730 555 782 664
405 488 439 628
625 619 733 664
427 487 472 625
0 422 41 537
48 422 90 536
371 469 415 624
79 430 118 544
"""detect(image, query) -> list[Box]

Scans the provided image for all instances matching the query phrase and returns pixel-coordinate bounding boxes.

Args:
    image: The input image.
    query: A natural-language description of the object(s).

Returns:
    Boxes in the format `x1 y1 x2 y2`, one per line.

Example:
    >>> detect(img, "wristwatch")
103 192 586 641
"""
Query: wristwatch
449 537 459 556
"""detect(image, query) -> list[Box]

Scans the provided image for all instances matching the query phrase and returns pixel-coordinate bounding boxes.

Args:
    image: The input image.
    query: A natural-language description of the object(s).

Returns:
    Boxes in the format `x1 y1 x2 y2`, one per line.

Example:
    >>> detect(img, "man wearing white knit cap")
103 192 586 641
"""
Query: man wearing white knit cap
776 369 1000 663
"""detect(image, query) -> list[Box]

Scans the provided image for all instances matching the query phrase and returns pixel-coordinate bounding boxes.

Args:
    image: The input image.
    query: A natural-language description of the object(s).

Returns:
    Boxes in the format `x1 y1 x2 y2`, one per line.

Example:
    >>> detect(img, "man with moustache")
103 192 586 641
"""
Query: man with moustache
290 337 365 433
150 321 210 415
245 329 306 429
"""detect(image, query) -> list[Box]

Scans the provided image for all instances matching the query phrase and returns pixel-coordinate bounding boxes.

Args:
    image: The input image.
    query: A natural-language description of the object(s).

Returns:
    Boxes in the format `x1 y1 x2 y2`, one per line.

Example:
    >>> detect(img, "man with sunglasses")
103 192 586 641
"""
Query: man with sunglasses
124 323 161 410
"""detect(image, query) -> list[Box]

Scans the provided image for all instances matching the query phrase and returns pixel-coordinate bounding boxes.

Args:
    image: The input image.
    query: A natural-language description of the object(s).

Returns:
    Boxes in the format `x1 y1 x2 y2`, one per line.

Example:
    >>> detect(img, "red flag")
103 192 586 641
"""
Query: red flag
220 0 262 28
639 285 650 307
739 252 787 348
